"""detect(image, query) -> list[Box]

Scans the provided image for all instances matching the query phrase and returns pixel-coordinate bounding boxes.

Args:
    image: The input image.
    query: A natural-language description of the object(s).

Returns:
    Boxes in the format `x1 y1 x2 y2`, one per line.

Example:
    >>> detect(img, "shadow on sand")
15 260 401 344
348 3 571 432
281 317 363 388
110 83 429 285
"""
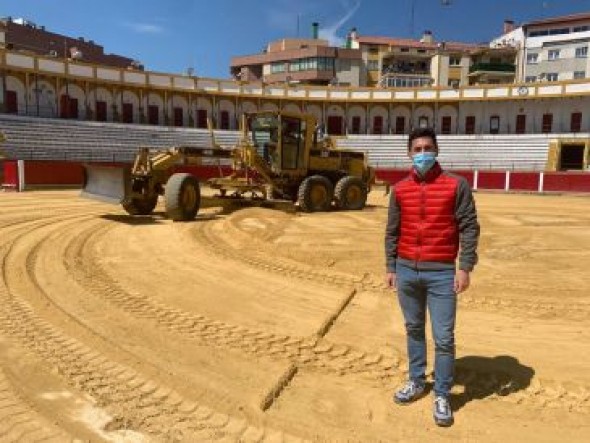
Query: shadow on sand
451 355 535 411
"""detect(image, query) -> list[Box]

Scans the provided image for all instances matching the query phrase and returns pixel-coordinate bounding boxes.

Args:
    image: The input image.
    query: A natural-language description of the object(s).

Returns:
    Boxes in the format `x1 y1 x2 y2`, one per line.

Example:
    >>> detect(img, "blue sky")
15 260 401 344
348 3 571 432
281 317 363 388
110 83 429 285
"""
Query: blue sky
3 0 590 78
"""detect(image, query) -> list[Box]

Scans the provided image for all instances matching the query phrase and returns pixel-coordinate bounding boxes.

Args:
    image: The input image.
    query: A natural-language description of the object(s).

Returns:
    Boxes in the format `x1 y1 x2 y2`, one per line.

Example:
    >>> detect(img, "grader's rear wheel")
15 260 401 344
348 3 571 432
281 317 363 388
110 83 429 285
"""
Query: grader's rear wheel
122 195 158 215
164 173 201 221
334 176 367 210
298 175 334 212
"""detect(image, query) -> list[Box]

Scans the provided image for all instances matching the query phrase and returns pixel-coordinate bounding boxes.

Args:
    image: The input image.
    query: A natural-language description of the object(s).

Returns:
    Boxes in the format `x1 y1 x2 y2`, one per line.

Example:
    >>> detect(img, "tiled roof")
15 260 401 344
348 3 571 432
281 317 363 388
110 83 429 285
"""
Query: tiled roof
525 12 590 27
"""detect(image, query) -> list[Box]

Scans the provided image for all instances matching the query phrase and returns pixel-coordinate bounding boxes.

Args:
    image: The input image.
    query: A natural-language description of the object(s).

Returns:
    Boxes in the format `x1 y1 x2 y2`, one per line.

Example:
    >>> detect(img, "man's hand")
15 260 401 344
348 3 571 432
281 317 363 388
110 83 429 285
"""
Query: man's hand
455 269 470 294
386 272 397 290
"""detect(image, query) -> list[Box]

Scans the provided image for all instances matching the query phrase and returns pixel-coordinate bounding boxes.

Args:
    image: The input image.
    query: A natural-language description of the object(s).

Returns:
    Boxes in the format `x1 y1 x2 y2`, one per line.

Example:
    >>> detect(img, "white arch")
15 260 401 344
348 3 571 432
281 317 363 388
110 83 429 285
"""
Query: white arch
261 102 279 112
145 92 164 125
121 90 140 123
218 99 236 129
347 104 366 134
169 95 189 126
368 105 388 134
438 105 458 133
413 105 434 129
282 102 301 114
6 76 26 115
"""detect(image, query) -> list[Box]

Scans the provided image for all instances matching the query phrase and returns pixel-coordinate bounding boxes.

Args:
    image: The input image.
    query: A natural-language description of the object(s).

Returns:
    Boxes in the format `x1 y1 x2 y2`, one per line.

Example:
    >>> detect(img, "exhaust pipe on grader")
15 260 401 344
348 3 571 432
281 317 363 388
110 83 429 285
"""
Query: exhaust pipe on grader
81 111 376 221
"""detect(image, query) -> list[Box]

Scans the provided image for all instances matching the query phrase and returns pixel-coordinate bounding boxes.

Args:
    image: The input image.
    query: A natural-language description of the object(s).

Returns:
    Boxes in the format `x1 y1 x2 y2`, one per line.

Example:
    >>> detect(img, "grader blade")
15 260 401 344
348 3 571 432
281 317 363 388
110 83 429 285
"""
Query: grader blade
80 164 131 204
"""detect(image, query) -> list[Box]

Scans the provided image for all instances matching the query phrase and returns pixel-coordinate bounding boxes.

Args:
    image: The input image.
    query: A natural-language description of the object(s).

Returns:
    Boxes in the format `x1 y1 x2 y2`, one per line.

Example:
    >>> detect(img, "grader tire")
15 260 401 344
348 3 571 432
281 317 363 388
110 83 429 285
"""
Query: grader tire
298 175 334 212
164 173 201 221
122 195 158 215
334 176 367 210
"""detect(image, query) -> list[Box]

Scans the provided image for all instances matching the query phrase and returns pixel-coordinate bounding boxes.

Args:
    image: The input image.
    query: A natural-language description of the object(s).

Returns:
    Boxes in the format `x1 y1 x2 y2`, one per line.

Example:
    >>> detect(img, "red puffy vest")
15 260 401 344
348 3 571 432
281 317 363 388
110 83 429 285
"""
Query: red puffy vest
395 163 459 263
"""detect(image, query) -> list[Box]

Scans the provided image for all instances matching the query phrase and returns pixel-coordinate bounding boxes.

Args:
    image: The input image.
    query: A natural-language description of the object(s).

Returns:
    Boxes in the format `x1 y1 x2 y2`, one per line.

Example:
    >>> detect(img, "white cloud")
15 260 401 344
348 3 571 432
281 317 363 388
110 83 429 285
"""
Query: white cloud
319 0 361 46
122 22 165 34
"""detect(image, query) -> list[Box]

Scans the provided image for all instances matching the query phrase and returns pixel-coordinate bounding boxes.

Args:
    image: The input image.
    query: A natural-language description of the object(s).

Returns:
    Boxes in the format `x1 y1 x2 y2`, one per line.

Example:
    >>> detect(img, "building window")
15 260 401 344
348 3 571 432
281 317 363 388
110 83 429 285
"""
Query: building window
525 76 537 83
571 112 582 132
515 114 526 134
546 72 559 82
542 113 553 133
575 46 588 58
400 47 410 52
449 56 461 66
367 60 379 71
548 49 560 60
448 79 460 88
573 25 590 32
465 116 475 134
526 53 538 64
368 46 379 54
418 116 429 128
271 62 286 73
574 71 586 79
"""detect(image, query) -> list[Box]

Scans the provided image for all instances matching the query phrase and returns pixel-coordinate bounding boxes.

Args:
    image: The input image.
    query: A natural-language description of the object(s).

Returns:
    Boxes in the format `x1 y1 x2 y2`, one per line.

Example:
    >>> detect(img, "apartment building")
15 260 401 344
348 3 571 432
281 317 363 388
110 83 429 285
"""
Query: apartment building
0 17 138 69
352 30 481 88
230 23 362 86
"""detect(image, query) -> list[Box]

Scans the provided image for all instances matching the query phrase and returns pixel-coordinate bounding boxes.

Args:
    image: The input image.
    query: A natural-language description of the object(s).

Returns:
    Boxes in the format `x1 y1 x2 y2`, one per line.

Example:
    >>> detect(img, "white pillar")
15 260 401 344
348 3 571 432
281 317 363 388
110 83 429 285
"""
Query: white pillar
538 171 544 193
505 170 511 192
17 160 25 192
473 170 479 191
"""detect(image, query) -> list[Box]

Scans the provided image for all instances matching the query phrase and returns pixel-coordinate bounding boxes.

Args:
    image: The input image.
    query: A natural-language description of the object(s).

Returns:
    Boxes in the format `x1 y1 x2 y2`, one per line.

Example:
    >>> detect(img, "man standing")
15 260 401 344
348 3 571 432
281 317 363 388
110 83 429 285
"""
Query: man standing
385 127 479 427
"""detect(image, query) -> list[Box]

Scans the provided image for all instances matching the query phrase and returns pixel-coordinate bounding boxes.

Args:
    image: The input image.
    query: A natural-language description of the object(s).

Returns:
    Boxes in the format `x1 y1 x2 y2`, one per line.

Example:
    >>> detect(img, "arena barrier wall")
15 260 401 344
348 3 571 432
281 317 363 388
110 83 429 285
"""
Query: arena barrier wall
3 161 590 194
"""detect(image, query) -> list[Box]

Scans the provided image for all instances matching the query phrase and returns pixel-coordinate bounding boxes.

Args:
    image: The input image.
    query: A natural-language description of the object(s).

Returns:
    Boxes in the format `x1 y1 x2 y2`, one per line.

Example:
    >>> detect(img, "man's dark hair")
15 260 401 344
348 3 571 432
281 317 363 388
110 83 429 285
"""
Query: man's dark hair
408 127 438 151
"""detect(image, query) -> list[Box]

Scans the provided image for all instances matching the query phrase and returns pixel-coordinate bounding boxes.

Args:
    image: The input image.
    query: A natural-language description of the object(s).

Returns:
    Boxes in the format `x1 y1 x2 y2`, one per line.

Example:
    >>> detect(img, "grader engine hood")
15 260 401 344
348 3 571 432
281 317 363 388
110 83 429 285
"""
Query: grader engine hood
81 164 131 204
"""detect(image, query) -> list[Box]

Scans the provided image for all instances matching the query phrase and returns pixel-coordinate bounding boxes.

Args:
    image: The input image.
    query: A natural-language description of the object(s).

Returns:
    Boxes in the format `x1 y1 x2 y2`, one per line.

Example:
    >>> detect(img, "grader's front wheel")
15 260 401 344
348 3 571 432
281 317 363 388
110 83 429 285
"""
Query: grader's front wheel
164 173 201 221
122 195 158 215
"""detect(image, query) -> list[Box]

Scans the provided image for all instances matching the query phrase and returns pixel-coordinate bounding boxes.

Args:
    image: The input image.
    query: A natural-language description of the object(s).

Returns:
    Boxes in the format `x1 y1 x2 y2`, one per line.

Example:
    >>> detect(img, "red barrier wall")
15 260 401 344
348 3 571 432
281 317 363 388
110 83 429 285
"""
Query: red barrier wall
477 171 505 190
543 172 590 193
4 161 590 194
24 161 85 186
2 160 18 188
510 172 539 191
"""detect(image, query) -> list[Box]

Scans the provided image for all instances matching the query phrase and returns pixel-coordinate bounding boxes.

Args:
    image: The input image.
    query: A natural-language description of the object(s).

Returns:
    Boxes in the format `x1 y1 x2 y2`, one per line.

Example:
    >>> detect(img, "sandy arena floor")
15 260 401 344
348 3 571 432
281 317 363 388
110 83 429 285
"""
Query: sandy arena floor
0 188 589 442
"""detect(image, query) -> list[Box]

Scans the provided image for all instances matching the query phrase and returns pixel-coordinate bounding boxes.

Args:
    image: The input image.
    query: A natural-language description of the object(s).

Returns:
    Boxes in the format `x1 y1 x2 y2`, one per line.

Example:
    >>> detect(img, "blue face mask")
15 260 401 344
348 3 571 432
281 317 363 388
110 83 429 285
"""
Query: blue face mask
412 152 437 175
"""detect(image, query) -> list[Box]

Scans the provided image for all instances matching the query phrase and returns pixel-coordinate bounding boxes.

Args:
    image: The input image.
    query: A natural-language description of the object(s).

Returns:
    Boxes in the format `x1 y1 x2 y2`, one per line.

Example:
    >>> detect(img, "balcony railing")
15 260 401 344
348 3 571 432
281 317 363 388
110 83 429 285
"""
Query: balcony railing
469 63 516 73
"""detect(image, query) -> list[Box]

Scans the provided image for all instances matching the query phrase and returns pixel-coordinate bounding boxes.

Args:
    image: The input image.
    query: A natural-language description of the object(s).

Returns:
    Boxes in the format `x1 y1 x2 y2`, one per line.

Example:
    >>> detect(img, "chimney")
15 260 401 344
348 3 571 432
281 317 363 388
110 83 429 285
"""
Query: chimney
312 22 319 39
503 19 515 34
420 30 434 44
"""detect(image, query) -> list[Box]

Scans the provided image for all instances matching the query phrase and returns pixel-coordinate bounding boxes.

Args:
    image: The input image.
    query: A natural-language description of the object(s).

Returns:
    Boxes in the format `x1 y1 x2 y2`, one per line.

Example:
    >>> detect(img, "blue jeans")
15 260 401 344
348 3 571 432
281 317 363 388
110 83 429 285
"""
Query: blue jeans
396 263 457 397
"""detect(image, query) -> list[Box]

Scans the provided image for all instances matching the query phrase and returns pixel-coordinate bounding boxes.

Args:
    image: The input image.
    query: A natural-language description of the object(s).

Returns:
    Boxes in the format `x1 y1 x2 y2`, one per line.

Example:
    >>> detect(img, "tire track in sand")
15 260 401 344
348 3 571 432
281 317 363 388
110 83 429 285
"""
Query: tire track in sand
0 215 305 442
62 218 590 413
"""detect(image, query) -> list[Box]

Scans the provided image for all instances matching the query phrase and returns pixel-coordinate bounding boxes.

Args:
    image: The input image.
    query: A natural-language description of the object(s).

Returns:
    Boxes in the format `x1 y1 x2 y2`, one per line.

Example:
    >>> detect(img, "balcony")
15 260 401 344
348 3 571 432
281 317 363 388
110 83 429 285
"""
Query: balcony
469 62 516 74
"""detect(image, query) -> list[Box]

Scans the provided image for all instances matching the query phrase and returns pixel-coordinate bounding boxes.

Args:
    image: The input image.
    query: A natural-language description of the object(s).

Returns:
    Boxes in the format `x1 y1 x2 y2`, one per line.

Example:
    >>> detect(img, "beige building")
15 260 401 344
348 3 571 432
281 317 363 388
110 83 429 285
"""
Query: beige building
230 24 362 87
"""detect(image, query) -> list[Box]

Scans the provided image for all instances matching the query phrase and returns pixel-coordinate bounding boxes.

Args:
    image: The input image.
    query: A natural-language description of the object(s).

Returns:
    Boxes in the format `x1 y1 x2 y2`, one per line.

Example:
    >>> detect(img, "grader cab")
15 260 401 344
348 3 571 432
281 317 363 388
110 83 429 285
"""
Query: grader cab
82 111 375 220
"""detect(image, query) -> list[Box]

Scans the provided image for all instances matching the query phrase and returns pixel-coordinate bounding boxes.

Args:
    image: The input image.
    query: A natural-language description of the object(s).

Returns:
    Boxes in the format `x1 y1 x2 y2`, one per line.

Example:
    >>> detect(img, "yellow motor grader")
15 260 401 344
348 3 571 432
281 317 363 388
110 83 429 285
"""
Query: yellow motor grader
82 111 376 220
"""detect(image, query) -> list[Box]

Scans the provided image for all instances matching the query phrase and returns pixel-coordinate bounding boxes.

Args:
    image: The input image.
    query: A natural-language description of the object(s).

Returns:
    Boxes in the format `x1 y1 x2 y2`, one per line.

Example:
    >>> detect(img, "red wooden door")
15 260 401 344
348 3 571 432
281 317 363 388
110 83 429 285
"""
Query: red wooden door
395 116 405 134
122 103 133 123
465 116 475 134
441 116 452 134
196 109 208 128
373 115 383 134
148 105 159 125
515 114 526 134
351 116 361 134
173 107 183 127
4 90 17 114
327 116 343 135
542 113 553 133
96 101 107 121
219 110 230 129
571 112 582 132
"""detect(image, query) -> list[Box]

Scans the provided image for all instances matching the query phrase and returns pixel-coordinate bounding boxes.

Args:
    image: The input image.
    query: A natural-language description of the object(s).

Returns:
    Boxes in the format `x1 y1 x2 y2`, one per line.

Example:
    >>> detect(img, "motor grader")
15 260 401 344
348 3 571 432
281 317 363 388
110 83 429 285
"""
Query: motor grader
82 111 375 220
